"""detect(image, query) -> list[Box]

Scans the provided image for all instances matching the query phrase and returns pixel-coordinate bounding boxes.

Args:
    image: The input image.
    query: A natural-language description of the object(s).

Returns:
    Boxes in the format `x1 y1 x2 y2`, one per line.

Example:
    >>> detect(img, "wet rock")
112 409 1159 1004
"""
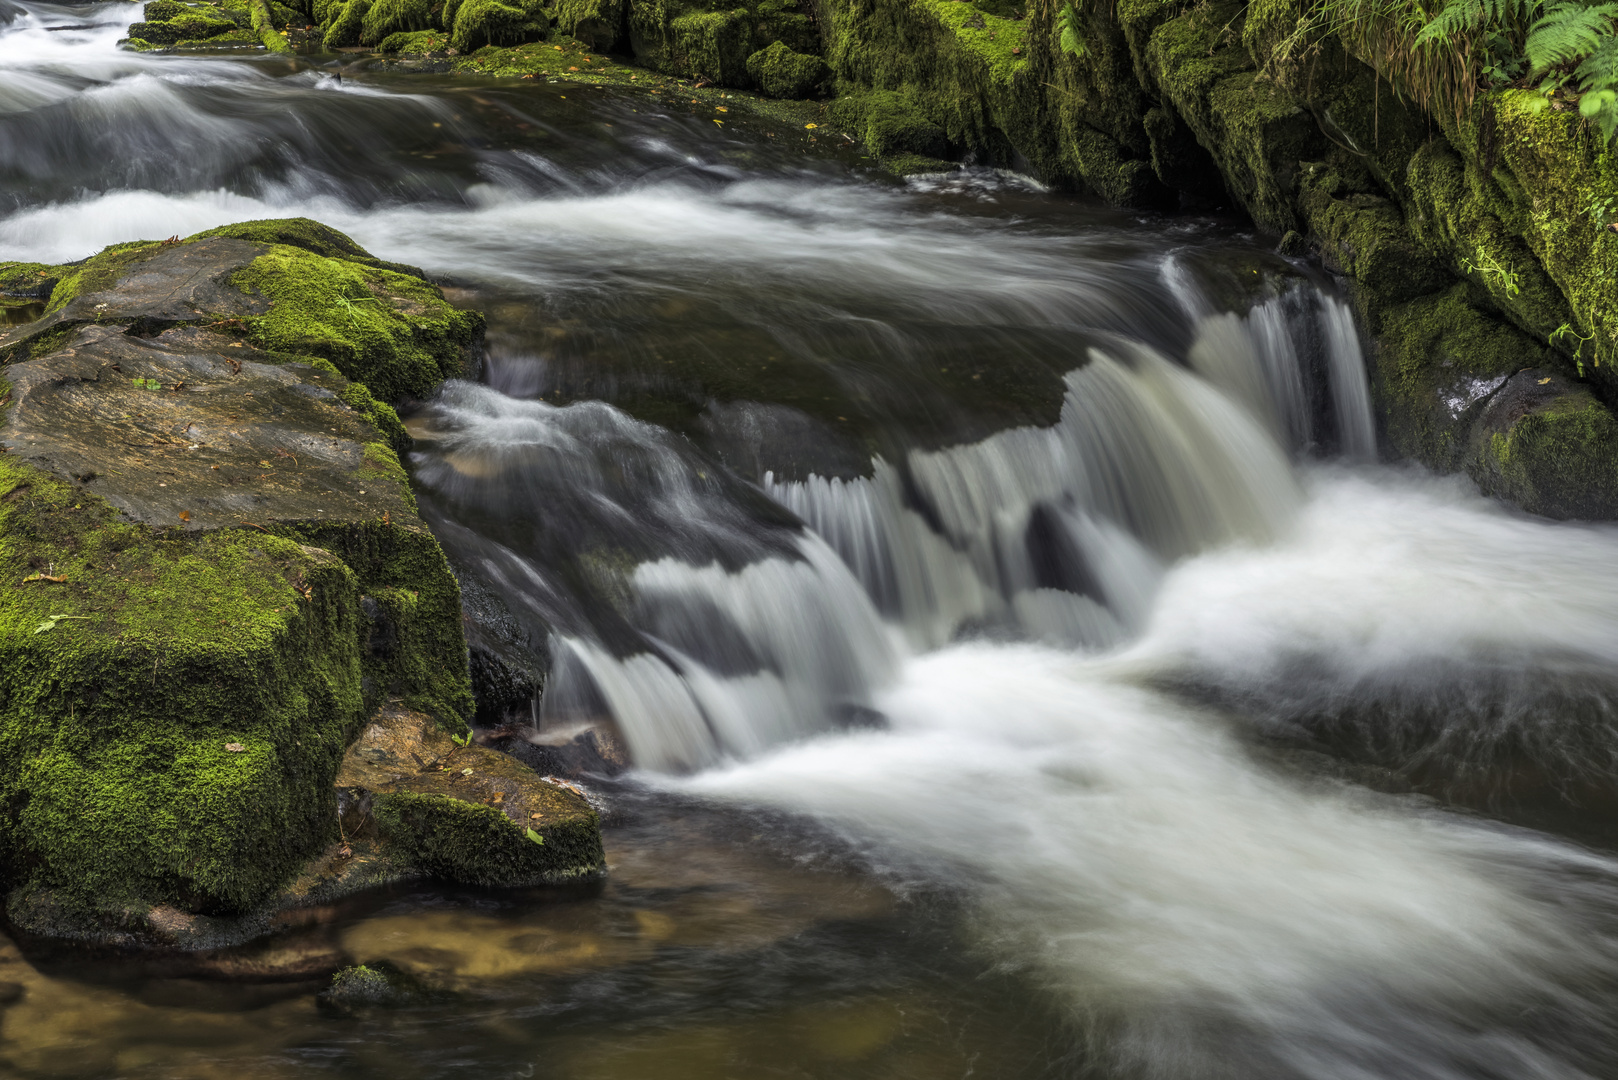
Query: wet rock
1468 368 1618 520
484 722 629 779
745 40 830 99
0 221 478 946
319 962 424 1013
337 702 606 886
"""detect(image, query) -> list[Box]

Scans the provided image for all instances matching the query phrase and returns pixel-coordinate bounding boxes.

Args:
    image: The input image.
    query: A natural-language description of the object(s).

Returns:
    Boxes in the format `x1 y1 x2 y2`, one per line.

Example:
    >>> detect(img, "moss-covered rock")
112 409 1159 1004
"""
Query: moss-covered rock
1373 285 1552 469
445 0 550 52
0 221 483 944
233 247 481 402
746 39 829 98
337 703 605 886
831 89 950 158
1469 370 1618 520
630 0 820 85
554 0 626 50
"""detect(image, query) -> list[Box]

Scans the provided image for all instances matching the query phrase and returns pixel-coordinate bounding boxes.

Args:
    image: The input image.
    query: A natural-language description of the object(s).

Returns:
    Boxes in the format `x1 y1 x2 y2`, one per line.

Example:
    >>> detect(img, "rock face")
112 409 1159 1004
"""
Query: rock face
0 221 488 944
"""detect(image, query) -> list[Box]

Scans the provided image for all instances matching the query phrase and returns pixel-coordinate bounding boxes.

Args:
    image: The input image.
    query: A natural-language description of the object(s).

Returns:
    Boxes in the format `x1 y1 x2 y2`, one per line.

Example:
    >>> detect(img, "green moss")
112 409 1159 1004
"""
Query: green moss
186 217 426 280
1298 164 1448 310
359 0 433 43
1375 285 1551 469
249 0 293 52
45 242 163 316
630 0 820 85
0 263 64 310
554 0 624 50
326 964 397 1002
144 0 188 18
231 245 481 403
372 790 601 886
1488 91 1618 399
0 450 366 923
831 89 949 158
322 0 370 49
378 27 443 51
1404 136 1576 342
449 0 549 51
127 13 241 43
1473 389 1618 520
746 40 829 98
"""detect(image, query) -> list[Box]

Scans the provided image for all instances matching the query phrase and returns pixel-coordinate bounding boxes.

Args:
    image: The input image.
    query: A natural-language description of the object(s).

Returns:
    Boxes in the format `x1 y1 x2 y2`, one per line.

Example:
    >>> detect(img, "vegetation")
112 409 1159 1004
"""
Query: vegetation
1278 0 1618 140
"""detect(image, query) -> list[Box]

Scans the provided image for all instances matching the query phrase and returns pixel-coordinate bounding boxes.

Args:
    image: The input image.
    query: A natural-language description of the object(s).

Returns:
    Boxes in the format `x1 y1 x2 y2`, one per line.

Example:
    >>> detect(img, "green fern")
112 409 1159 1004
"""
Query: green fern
1526 0 1618 71
1415 0 1534 46
1057 0 1088 58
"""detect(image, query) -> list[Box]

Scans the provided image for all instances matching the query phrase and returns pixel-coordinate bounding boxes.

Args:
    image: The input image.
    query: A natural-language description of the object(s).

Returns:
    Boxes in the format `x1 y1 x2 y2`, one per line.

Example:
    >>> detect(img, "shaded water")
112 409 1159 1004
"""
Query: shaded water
7 5 1618 1079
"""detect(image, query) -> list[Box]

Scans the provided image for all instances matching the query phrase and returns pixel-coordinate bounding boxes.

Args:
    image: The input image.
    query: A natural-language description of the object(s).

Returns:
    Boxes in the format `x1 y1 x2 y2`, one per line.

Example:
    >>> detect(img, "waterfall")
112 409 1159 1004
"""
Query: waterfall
417 279 1374 770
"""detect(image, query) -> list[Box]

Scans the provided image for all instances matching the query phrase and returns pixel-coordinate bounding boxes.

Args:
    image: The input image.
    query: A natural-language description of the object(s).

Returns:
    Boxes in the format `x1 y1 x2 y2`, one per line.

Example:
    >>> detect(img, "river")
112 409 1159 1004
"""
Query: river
5 3 1618 1078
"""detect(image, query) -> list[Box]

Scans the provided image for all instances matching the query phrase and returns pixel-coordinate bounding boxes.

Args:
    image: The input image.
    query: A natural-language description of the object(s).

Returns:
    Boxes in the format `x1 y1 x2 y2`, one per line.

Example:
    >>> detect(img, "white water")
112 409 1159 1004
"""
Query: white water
673 469 1618 1077
9 10 1618 1075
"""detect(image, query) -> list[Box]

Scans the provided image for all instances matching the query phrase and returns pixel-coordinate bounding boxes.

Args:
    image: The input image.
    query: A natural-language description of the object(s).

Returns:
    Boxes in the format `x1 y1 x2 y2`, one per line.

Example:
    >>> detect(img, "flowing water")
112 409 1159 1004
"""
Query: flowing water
6 4 1618 1078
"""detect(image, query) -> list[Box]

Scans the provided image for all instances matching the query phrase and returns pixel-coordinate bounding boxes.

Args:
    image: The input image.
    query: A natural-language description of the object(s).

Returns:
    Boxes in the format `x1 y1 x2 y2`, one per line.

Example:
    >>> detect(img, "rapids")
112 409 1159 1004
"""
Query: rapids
5 5 1618 1079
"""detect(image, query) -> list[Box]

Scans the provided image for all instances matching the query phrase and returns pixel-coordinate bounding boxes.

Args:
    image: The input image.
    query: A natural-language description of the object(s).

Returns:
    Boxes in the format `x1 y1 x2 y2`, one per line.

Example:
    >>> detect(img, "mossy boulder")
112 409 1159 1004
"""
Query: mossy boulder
831 90 950 159
1469 370 1618 520
746 39 829 98
442 0 550 51
127 12 241 44
630 0 820 86
0 222 481 945
554 0 626 50
1373 285 1553 469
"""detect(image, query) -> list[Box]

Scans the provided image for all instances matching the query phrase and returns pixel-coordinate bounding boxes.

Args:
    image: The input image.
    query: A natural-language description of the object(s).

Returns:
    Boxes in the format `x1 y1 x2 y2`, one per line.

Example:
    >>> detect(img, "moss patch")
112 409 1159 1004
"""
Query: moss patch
0 450 366 924
232 246 482 403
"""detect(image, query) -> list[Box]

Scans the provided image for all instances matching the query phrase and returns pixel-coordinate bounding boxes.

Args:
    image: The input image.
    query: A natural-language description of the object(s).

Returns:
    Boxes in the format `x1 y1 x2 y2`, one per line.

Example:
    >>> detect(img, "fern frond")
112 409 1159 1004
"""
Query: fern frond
1415 0 1535 44
1526 0 1618 73
1057 0 1088 58
1572 22 1618 82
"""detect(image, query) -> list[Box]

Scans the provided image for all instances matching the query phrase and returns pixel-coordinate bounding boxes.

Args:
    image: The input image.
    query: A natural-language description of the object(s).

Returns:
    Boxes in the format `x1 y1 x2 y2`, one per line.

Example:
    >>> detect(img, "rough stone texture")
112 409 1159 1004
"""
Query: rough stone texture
2 326 408 532
0 223 479 946
337 702 607 886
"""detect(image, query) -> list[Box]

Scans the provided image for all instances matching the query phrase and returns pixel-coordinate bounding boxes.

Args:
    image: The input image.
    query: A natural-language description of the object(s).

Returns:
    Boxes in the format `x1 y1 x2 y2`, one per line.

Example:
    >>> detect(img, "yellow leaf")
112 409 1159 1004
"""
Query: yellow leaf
1538 377 1552 384
805 123 818 129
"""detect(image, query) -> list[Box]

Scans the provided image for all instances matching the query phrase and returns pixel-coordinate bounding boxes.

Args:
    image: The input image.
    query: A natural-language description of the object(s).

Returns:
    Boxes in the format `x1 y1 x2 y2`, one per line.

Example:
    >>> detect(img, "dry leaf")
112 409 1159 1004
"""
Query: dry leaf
224 742 245 752
179 510 191 522
1538 377 1553 384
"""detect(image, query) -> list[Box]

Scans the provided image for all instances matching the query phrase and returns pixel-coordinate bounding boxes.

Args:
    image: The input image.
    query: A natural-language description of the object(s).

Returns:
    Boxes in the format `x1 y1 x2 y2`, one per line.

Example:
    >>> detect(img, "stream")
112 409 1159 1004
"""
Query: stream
7 3 1618 1078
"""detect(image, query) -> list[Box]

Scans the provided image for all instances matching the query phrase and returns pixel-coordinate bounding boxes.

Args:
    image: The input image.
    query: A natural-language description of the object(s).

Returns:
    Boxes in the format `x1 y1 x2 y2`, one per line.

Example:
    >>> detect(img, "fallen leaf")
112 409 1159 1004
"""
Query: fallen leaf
224 742 245 752
21 573 68 584
530 812 543 819
179 510 191 522
524 827 545 846
461 767 473 775
805 122 818 129
715 106 727 112
1538 377 1552 385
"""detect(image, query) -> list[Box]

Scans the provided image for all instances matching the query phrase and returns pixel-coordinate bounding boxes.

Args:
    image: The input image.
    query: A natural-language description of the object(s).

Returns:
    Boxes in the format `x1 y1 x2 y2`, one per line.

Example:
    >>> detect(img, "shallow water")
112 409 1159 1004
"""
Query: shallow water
5 5 1618 1078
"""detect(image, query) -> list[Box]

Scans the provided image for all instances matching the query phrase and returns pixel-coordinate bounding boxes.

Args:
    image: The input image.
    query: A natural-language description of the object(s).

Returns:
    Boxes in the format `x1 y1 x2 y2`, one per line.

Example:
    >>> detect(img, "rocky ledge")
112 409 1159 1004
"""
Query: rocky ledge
0 220 603 947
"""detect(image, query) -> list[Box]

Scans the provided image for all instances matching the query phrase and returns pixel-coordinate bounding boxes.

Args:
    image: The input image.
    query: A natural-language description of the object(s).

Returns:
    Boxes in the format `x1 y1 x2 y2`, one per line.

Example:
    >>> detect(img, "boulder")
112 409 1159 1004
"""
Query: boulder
0 222 482 944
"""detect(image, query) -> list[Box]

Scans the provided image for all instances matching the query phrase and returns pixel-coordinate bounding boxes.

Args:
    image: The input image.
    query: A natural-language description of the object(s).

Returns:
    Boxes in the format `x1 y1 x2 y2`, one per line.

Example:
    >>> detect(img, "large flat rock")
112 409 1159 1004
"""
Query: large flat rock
4 323 411 531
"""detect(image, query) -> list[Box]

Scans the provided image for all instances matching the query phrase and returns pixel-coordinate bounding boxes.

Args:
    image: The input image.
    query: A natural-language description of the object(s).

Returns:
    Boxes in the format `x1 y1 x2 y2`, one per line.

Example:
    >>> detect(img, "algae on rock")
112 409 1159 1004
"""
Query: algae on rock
0 221 485 943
